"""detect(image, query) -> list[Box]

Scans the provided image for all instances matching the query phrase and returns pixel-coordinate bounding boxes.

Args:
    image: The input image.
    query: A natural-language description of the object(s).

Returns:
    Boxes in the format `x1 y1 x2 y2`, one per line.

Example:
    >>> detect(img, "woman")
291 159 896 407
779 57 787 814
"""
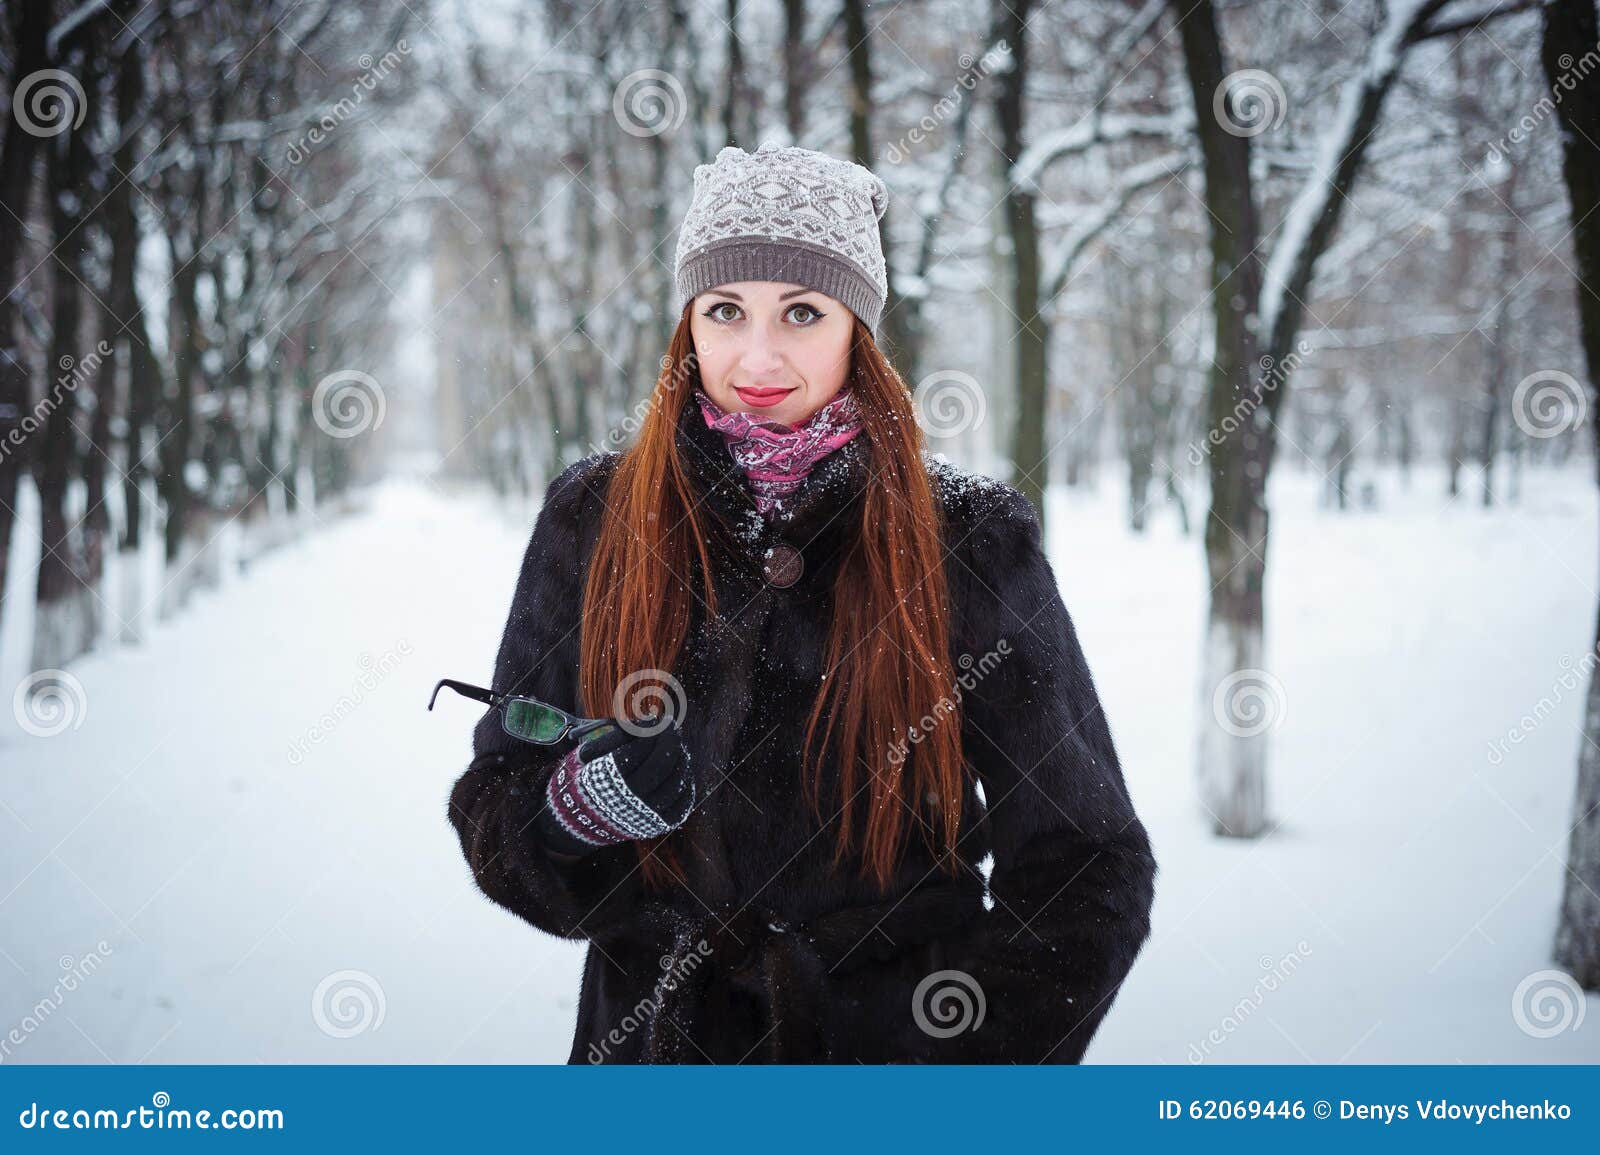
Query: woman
447 142 1156 1063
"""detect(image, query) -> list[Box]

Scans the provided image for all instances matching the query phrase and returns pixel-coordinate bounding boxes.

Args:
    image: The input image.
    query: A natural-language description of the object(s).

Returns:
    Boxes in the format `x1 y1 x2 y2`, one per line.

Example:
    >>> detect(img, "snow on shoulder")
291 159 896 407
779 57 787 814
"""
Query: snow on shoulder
923 451 1031 532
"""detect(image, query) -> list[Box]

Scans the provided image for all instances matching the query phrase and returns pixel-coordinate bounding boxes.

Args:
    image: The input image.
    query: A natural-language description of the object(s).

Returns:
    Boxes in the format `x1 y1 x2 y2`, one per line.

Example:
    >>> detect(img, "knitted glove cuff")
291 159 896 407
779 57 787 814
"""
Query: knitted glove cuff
543 744 679 849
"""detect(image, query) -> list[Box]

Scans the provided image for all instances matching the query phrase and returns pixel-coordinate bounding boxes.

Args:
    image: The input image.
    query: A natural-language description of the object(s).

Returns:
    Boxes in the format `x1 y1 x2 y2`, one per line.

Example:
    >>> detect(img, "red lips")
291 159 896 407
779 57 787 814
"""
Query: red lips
733 386 794 407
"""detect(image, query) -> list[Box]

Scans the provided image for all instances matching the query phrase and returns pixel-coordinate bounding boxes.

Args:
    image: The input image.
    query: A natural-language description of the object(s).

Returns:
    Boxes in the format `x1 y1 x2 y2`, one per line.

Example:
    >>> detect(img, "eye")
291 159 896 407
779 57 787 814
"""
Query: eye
702 301 742 324
785 302 825 325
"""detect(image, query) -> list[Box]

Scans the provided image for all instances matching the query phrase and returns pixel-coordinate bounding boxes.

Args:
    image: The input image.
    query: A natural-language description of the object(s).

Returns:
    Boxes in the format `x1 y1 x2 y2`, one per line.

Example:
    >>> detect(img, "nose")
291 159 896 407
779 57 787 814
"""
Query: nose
737 327 784 380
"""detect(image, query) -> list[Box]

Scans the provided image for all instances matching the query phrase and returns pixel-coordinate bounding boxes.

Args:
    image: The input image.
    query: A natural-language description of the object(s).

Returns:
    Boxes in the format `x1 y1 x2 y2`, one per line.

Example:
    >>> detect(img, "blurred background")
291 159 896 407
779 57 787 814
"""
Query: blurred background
2 0 1599 1063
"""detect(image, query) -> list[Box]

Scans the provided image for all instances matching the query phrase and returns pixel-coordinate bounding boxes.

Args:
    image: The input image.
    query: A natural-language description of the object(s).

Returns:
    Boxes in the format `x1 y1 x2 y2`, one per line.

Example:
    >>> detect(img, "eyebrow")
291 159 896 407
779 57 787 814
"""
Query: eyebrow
703 288 820 303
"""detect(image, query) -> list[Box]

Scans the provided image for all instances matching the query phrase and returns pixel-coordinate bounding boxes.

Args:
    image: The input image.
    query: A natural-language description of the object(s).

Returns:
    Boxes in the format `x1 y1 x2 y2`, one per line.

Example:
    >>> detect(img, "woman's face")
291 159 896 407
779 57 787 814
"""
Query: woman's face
688 281 853 426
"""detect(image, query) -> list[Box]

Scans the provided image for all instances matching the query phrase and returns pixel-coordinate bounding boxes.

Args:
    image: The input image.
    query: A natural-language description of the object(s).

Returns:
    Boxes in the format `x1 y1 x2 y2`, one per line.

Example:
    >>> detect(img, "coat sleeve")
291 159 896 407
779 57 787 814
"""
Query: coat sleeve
930 482 1156 1063
446 455 647 941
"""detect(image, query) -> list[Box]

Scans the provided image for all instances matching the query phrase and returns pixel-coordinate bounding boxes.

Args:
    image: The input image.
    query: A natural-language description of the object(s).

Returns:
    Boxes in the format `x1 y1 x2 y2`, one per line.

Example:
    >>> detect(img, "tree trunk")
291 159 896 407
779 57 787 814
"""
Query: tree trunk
34 86 94 671
994 0 1047 519
1475 165 1519 510
459 43 555 486
722 0 748 147
1173 0 1270 835
841 0 913 366
1544 0 1600 990
160 218 202 617
78 40 113 657
1174 0 1438 833
0 0 51 646
782 0 808 143
106 30 159 640
1447 395 1468 497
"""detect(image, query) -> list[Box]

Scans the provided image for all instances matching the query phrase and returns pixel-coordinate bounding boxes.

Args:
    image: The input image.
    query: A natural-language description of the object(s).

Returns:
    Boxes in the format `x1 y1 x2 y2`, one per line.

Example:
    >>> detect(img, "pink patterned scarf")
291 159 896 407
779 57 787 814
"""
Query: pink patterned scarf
695 387 865 518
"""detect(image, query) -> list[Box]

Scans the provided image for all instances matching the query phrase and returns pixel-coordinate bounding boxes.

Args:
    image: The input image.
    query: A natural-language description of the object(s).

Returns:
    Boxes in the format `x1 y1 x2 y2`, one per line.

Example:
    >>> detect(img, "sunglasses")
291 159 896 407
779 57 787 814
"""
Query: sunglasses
429 678 621 746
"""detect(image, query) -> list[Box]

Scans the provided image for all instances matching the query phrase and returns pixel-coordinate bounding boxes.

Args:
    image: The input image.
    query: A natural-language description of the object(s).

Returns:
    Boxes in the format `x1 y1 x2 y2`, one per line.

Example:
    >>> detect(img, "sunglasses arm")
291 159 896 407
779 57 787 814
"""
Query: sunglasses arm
428 678 505 711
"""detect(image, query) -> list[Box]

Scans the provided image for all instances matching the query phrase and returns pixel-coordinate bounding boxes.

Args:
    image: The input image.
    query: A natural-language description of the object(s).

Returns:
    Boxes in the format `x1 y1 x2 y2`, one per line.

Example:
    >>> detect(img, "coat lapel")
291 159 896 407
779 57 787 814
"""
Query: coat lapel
653 395 873 968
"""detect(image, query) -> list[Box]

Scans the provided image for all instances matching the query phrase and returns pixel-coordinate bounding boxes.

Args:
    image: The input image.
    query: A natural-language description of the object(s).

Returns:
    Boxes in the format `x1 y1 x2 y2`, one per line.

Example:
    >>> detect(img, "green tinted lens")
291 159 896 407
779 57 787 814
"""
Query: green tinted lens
503 698 569 743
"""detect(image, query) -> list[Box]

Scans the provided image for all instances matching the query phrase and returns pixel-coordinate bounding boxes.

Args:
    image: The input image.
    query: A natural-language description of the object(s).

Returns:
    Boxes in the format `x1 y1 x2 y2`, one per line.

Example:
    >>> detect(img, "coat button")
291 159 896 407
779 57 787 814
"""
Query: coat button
762 542 804 588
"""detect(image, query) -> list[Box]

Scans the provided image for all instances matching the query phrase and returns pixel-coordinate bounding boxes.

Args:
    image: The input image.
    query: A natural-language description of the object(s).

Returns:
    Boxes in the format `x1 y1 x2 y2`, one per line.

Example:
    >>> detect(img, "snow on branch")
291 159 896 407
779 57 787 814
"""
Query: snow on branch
1413 0 1548 41
1012 112 1195 195
1257 0 1453 356
1043 150 1194 302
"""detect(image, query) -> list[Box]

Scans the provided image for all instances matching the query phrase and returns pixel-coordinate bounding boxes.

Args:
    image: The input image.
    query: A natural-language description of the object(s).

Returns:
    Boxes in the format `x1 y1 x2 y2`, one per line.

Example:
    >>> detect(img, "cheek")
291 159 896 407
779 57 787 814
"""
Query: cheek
688 318 737 388
794 328 852 392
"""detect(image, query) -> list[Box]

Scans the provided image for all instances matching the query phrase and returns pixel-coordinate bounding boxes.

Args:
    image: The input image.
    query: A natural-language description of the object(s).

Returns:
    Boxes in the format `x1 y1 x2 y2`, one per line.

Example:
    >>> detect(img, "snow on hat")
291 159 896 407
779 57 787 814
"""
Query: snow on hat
673 142 890 338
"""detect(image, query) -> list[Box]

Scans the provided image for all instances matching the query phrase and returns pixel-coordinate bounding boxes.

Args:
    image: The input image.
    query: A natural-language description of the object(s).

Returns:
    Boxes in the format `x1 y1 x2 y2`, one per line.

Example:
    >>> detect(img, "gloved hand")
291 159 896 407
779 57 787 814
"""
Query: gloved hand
536 720 696 856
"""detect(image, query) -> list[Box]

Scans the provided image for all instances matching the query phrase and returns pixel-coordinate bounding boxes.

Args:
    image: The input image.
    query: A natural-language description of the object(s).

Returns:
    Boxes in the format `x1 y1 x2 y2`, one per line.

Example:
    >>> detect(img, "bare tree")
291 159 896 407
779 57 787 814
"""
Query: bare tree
1170 0 1536 835
0 0 51 643
1543 0 1600 991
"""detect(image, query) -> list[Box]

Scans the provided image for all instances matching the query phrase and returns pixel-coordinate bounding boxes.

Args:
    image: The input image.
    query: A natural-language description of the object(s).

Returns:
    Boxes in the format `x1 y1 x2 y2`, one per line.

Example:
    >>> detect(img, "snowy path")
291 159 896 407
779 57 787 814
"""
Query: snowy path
2 465 1598 1063
1 479 584 1063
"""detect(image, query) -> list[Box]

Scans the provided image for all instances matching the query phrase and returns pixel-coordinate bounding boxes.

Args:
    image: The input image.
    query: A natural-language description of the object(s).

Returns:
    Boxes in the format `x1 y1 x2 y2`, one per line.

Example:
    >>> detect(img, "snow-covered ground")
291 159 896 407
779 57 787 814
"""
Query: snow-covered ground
2 460 1598 1064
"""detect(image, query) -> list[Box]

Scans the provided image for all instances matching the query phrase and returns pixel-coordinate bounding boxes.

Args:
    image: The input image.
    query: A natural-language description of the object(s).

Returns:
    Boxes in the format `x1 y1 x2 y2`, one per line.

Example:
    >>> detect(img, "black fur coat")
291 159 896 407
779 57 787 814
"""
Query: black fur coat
447 397 1157 1063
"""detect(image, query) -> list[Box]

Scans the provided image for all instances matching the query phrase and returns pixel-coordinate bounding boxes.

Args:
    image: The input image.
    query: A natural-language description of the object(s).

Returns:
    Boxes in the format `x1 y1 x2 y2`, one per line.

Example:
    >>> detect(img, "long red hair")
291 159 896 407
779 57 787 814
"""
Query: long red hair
576 309 966 893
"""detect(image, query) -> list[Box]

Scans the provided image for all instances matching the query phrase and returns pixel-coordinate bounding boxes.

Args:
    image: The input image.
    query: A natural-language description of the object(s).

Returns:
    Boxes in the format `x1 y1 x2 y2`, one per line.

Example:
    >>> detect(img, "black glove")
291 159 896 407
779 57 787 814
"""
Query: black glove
535 720 696 856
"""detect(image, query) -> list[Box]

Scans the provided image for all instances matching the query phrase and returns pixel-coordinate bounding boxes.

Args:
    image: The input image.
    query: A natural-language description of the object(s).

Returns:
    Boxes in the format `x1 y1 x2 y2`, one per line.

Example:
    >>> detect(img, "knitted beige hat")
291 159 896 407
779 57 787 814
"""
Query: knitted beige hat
673 142 890 338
